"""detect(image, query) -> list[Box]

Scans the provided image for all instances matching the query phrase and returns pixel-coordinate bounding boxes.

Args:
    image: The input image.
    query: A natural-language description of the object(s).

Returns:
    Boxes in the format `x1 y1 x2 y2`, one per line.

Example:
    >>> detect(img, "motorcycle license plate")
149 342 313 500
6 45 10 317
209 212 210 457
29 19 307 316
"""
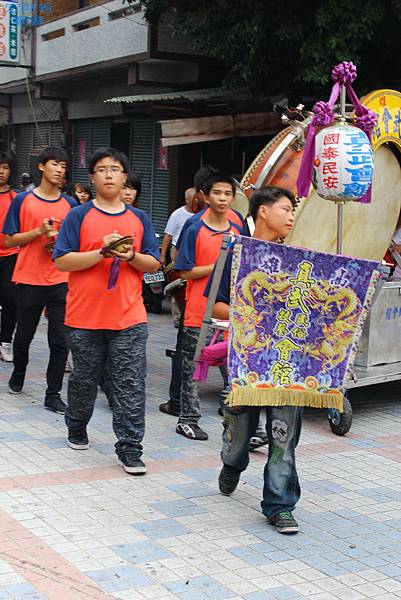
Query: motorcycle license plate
144 271 165 284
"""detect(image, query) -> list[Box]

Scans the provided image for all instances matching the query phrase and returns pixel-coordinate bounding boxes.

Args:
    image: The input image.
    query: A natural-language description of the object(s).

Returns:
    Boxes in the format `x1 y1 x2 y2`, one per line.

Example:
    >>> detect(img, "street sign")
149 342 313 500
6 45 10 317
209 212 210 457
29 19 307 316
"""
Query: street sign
0 1 19 65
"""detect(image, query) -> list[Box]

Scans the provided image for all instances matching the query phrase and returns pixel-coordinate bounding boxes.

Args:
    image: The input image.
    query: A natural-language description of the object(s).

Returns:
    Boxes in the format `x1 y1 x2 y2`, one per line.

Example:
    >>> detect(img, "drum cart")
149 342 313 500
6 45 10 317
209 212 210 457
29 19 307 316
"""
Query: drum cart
328 279 401 435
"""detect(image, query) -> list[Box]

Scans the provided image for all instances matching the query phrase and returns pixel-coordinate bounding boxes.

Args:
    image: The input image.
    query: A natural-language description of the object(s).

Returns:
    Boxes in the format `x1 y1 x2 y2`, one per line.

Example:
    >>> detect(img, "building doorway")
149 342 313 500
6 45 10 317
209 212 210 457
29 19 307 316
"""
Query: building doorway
111 122 130 158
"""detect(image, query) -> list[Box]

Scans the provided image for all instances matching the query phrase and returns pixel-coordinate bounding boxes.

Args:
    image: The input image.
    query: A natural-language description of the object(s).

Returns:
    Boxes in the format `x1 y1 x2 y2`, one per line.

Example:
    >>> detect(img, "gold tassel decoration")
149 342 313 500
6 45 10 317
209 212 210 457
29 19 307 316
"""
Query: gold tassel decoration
227 386 343 412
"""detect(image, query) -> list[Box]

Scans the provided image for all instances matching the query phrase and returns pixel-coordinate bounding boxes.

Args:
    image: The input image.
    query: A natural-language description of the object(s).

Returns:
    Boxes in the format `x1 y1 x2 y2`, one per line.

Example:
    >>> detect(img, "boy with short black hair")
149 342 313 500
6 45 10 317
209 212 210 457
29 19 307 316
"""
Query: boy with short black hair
54 147 160 474
174 172 244 440
209 186 303 534
3 146 76 412
159 166 244 419
0 151 18 362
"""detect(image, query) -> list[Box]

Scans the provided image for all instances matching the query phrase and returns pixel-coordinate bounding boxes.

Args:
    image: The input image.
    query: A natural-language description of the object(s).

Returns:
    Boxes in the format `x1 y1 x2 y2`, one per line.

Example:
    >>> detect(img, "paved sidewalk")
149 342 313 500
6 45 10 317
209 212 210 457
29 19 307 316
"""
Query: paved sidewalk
0 312 401 600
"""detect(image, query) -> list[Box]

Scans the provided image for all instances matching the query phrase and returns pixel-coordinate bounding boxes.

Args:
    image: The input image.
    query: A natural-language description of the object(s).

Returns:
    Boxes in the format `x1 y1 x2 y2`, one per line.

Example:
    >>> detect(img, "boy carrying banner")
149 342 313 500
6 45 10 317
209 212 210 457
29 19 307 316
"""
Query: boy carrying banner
208 186 303 534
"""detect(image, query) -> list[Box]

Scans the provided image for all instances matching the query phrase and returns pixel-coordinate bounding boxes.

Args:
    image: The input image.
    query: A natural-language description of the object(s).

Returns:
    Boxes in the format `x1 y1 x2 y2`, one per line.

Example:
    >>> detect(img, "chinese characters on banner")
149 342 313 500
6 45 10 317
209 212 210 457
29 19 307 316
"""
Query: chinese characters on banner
364 90 401 151
0 1 18 63
313 125 374 201
227 236 380 410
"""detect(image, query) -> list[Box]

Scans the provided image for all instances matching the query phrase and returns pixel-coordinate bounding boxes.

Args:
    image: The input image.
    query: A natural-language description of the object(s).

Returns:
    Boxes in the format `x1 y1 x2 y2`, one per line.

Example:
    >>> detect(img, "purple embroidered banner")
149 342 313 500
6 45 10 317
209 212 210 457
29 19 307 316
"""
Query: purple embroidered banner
227 236 380 410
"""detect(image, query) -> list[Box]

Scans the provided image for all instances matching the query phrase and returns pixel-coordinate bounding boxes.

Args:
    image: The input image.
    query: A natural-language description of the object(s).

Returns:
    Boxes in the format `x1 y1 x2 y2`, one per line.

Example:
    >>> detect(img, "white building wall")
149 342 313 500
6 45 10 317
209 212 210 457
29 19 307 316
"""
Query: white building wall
35 0 148 76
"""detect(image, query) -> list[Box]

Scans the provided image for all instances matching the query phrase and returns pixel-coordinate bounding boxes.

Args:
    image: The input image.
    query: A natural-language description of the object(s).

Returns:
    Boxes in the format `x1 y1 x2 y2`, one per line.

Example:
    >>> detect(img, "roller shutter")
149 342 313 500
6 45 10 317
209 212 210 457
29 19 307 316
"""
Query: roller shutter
14 123 33 182
71 118 111 185
130 118 170 235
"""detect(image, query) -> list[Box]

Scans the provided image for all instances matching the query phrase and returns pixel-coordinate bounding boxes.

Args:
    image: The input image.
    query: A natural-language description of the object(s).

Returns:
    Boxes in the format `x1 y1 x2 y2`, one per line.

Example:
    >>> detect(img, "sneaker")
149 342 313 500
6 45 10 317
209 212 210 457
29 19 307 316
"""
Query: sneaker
8 371 24 394
0 342 13 362
67 427 89 450
159 400 180 417
268 511 299 534
218 465 240 495
44 396 67 414
118 456 147 475
176 423 208 440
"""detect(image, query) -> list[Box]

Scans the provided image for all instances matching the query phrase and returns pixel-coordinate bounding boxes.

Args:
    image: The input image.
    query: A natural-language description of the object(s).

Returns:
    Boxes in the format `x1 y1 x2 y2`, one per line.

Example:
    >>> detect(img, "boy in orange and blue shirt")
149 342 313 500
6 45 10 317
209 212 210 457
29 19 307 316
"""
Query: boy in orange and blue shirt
3 147 77 413
53 148 160 475
159 166 245 418
174 172 243 440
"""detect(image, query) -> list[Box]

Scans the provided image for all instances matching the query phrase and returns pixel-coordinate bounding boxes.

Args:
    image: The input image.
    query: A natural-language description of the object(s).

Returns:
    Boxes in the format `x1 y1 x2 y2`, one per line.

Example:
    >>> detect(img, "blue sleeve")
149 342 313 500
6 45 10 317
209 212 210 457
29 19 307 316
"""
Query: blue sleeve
2 191 29 235
52 204 90 259
130 207 160 261
174 223 199 270
204 252 232 304
232 208 246 228
62 194 79 208
175 209 204 251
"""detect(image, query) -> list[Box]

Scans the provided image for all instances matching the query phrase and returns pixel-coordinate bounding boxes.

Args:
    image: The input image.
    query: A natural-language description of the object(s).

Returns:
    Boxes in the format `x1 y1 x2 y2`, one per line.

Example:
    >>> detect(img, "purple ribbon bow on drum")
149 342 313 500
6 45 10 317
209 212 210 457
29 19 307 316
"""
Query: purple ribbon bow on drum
297 61 377 204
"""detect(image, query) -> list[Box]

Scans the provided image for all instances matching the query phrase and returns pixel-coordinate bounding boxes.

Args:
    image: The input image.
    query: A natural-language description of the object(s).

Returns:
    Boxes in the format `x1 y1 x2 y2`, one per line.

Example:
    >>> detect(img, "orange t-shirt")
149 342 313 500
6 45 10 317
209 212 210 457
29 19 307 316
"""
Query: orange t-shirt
175 219 243 327
2 190 77 285
175 206 245 252
53 201 160 330
0 188 18 257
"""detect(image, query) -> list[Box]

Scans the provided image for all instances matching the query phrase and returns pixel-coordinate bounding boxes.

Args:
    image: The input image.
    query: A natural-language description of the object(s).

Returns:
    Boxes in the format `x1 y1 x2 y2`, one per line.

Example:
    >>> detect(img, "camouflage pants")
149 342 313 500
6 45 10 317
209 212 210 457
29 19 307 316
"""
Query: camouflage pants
179 326 227 424
65 323 148 458
179 326 202 425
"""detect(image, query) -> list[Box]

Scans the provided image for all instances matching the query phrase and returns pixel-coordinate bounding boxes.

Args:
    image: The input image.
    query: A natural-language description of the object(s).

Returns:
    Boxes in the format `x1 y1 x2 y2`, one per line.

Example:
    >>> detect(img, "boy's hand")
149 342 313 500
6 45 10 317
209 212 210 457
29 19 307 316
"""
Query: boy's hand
39 218 57 235
102 231 122 247
110 246 135 262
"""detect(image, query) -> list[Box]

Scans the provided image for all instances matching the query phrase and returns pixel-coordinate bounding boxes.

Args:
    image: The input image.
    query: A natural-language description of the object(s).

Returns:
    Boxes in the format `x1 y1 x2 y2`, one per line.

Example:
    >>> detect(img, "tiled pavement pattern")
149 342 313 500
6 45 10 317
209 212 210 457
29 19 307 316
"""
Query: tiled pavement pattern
0 311 401 599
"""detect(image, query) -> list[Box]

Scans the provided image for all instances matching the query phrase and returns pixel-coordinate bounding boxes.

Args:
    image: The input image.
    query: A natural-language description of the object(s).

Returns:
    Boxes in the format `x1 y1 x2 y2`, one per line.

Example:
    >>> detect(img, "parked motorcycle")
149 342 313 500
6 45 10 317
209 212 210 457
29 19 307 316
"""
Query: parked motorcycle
142 233 165 314
143 268 165 314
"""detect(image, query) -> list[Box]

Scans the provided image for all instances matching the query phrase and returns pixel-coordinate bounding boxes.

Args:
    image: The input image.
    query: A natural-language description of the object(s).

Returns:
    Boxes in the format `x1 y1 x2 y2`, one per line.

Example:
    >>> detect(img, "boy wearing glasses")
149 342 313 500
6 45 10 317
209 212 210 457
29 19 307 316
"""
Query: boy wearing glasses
53 147 160 474
3 147 76 413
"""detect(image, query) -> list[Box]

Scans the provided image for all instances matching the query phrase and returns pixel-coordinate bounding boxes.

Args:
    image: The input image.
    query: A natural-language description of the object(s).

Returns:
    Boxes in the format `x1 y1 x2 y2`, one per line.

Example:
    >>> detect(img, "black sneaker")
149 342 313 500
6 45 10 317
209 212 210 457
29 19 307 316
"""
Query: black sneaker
44 396 67 414
118 456 147 475
218 466 240 495
268 511 299 534
8 371 24 395
159 400 180 416
67 427 89 450
176 423 208 440
249 432 268 450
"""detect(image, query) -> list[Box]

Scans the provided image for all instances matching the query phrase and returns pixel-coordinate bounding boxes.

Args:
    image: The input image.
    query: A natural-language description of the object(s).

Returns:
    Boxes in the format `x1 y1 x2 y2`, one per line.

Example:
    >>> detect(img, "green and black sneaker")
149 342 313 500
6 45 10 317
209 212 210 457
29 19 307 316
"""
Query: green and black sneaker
268 511 299 534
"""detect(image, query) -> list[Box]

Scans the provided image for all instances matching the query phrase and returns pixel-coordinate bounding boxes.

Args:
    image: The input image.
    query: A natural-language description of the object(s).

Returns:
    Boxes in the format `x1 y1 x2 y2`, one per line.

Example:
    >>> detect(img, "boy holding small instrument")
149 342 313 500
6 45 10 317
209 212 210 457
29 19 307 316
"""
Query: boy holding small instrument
3 147 76 413
53 148 160 474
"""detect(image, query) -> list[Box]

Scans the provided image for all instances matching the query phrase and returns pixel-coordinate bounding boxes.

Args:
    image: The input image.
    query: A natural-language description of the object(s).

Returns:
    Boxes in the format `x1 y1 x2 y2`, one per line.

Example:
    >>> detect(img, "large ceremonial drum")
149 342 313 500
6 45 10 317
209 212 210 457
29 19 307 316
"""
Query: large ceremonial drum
241 127 401 261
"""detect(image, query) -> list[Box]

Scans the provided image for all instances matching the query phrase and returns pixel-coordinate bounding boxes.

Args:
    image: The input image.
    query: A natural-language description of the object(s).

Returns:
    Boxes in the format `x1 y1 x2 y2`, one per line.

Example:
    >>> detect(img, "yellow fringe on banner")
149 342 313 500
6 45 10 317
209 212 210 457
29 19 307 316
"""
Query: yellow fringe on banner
227 387 343 412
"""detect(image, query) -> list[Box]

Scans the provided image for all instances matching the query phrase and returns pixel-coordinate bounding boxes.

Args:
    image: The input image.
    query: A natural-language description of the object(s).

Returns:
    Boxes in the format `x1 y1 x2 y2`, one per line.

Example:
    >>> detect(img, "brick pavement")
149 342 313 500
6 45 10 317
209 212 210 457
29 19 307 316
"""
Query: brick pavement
0 311 401 599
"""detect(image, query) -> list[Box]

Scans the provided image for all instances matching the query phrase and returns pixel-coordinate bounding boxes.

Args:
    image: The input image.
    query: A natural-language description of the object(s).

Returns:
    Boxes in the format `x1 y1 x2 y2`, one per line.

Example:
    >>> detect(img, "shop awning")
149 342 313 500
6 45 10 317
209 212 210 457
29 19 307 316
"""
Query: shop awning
159 112 281 146
104 87 249 104
105 87 284 145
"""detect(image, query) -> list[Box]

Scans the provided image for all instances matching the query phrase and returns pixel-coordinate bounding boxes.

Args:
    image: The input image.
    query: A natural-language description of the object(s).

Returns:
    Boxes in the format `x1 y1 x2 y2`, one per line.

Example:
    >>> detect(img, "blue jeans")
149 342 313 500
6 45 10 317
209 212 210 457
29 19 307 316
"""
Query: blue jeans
66 323 148 459
222 405 303 518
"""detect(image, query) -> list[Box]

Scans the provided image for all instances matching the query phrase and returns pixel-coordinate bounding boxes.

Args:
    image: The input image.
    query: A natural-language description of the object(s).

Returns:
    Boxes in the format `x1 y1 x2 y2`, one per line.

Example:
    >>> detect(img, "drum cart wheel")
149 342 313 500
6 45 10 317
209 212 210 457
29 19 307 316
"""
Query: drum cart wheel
328 394 352 436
